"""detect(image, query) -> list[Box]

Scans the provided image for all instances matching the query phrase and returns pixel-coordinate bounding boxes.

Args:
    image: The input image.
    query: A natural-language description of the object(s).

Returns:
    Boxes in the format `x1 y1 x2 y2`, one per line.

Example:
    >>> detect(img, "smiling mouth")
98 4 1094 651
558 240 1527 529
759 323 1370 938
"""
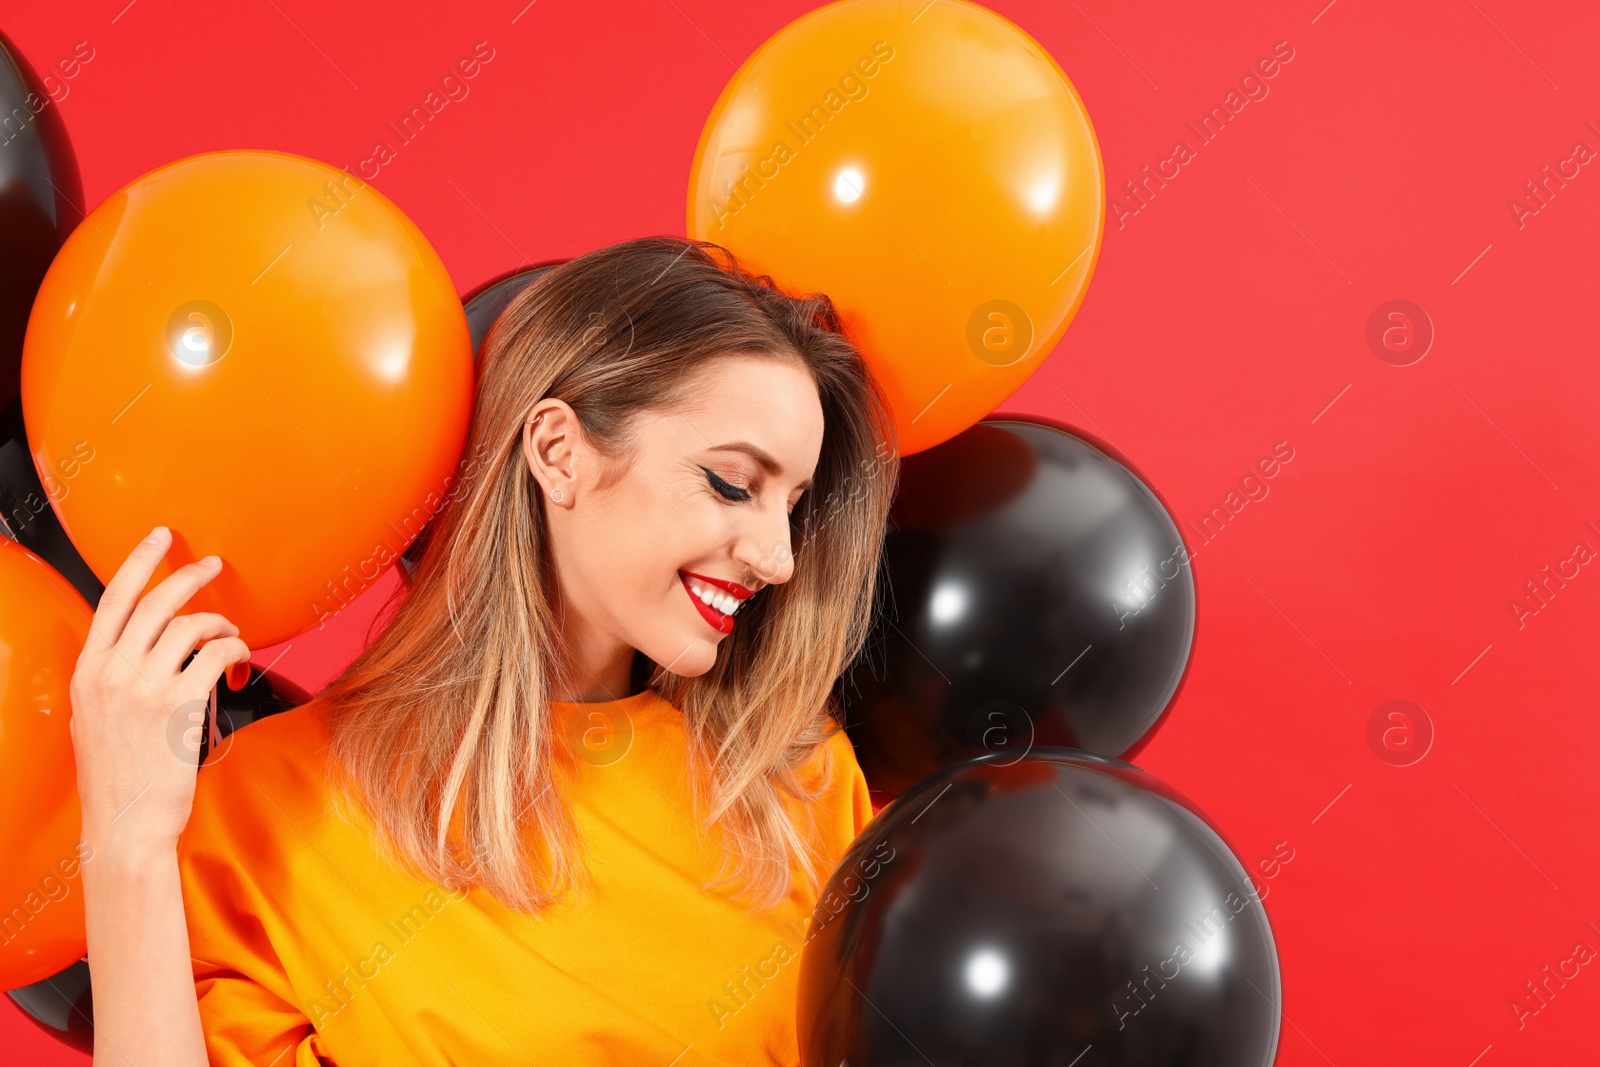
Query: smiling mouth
679 571 750 636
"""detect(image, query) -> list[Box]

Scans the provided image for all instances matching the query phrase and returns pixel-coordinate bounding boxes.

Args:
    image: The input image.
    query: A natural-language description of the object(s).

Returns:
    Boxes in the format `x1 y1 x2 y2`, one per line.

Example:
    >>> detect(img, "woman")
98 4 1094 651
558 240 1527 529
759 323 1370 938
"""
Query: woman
70 237 900 1065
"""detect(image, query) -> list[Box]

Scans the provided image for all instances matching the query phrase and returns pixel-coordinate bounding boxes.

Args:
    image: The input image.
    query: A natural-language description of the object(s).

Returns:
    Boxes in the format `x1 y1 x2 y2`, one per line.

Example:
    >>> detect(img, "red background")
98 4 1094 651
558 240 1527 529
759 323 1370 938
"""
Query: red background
6 0 1600 1063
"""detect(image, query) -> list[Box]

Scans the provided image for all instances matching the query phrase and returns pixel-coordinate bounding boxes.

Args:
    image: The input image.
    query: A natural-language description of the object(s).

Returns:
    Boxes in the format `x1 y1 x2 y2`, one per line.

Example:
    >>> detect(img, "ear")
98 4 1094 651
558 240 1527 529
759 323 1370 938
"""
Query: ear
523 400 582 505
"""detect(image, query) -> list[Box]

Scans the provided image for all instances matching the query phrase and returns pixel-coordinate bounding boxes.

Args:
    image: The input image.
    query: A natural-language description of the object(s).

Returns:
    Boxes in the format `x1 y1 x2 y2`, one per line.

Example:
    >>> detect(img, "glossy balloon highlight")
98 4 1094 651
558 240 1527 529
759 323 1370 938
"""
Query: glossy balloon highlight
20 150 474 648
839 419 1195 801
797 750 1282 1067
688 0 1105 456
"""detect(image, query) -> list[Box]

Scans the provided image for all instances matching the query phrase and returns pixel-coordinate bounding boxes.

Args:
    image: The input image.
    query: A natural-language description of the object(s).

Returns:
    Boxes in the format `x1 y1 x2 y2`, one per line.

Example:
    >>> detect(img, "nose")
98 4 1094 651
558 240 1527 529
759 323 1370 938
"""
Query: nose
732 500 796 589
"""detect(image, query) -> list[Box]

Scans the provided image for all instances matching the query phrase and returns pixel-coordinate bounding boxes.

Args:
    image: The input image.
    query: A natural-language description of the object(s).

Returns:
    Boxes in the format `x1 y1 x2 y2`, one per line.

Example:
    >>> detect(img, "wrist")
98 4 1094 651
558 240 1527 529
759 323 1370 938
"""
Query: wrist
78 827 178 879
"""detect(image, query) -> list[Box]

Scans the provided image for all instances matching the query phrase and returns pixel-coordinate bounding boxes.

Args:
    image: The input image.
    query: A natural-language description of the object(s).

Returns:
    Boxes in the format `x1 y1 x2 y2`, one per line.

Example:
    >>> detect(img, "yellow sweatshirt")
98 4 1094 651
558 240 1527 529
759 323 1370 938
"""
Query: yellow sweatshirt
175 686 873 1065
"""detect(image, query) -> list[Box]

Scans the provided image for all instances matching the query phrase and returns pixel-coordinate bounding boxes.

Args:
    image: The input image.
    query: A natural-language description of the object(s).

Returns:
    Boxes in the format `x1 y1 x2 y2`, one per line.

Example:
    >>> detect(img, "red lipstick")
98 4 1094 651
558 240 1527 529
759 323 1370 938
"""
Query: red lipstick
679 570 753 636
680 571 754 600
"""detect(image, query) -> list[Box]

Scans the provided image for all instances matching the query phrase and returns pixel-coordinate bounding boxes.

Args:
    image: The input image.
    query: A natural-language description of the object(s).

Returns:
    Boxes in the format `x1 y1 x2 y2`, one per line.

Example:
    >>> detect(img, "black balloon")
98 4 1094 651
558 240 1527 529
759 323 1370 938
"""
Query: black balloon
837 419 1196 799
464 264 558 357
797 750 1281 1067
6 956 92 1054
199 663 312 761
400 264 558 579
0 31 85 413
0 35 93 598
0 395 102 603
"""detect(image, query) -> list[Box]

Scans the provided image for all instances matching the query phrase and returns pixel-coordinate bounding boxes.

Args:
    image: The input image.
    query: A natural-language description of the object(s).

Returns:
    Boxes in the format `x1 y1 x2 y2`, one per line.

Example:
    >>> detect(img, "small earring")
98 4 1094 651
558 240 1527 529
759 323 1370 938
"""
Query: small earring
550 486 565 503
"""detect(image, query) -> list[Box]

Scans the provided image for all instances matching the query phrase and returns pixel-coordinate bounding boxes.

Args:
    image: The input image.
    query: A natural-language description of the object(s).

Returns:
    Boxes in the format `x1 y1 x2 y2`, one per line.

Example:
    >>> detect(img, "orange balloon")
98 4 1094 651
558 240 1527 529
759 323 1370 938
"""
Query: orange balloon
0 537 92 989
688 0 1104 457
21 150 473 648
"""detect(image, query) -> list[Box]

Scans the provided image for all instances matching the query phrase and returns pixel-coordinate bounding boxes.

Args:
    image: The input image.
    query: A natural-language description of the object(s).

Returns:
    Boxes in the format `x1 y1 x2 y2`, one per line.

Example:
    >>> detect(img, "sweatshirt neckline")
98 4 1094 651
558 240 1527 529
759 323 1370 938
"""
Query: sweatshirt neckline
547 687 665 714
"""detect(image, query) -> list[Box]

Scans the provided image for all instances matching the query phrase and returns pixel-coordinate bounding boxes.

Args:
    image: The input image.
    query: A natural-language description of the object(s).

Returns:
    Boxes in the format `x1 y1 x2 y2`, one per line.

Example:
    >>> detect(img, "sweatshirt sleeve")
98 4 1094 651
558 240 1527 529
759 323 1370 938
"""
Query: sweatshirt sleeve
177 716 335 1066
189 960 332 1067
808 726 876 855
841 735 876 837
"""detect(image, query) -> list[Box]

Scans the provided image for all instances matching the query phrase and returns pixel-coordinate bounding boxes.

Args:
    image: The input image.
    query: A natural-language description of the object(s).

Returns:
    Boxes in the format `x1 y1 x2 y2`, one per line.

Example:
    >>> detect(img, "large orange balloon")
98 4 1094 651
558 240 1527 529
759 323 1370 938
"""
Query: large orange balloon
688 0 1104 457
0 536 92 989
22 150 473 648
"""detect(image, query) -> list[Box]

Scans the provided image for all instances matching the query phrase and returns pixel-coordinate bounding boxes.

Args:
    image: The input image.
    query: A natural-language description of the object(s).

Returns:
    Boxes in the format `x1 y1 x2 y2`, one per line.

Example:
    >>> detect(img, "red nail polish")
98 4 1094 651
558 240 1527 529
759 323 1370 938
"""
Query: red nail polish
226 662 249 690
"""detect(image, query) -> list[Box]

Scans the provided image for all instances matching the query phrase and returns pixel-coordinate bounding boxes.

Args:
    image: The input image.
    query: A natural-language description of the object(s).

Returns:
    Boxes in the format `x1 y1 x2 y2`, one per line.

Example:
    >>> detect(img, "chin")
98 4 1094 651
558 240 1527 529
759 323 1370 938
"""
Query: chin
677 642 722 677
664 660 715 680
642 634 720 679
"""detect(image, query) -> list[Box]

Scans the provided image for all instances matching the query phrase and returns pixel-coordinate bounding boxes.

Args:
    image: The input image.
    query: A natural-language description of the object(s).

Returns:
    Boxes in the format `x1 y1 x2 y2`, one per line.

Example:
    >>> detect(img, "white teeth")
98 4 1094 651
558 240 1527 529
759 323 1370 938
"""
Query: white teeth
687 577 742 616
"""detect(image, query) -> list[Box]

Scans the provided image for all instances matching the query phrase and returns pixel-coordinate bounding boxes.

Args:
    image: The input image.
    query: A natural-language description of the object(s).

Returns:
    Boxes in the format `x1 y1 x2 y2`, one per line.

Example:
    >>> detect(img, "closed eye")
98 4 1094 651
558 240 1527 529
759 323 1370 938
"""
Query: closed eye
702 467 752 503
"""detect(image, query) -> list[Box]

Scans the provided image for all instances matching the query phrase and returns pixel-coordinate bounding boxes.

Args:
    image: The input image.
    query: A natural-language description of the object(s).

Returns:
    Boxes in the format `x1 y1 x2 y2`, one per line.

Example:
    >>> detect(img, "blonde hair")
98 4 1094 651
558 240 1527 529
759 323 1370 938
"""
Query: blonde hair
320 236 899 913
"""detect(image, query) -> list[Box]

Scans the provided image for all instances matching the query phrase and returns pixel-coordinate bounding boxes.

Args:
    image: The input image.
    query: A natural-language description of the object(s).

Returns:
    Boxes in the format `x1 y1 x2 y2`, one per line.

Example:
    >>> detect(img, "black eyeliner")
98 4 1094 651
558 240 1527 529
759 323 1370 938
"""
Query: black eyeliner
701 466 751 502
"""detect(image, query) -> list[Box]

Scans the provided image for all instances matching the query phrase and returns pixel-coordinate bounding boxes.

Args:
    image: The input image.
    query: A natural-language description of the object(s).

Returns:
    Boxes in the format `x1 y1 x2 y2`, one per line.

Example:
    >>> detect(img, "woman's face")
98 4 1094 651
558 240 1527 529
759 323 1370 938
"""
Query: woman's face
525 354 824 697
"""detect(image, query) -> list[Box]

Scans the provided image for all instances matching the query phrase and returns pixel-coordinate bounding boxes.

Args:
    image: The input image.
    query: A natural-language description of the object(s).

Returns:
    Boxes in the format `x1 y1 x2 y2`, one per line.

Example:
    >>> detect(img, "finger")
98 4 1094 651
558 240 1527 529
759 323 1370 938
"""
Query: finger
177 637 252 700
149 612 241 676
86 526 175 660
121 555 226 658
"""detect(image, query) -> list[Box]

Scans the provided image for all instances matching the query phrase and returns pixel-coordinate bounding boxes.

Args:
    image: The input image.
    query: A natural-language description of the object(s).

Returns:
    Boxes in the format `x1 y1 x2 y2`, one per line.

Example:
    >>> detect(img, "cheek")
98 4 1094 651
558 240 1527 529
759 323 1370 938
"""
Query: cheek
594 470 738 616
596 484 700 602
642 479 733 562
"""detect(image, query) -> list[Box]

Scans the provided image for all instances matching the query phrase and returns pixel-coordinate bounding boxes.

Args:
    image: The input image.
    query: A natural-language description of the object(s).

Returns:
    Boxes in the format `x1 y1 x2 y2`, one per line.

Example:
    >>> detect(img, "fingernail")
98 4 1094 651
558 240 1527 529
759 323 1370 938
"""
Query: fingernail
145 526 168 543
200 555 220 567
226 662 250 690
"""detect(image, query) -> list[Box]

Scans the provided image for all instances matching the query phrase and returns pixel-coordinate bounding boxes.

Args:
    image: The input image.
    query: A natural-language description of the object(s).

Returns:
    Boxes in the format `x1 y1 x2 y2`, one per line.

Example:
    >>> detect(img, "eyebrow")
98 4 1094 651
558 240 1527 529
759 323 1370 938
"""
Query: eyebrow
706 442 814 491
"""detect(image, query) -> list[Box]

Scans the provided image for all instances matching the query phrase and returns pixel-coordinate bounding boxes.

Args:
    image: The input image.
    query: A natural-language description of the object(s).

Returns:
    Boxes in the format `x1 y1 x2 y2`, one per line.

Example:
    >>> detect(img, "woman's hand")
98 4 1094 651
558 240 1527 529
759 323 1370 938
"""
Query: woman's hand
71 525 252 860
